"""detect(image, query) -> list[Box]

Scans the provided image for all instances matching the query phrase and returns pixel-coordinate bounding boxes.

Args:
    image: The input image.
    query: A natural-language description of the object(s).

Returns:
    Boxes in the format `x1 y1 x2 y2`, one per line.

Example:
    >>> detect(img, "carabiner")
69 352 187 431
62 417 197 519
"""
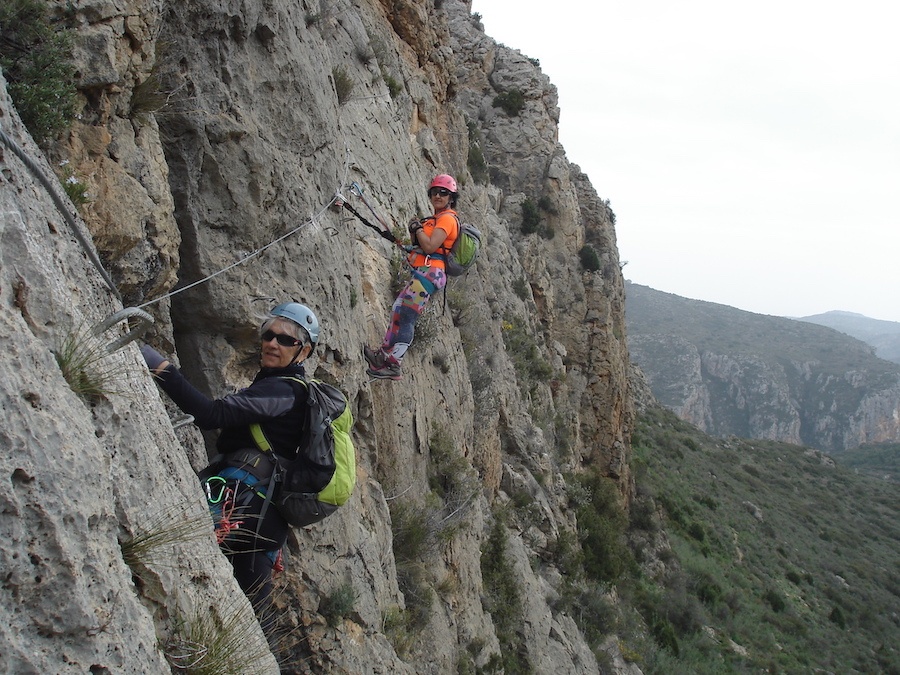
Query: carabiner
204 476 228 504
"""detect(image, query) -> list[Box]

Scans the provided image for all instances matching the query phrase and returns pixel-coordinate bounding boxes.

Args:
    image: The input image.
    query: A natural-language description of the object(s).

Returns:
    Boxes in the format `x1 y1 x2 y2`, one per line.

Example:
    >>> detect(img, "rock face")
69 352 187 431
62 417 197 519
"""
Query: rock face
0 0 633 672
626 283 900 452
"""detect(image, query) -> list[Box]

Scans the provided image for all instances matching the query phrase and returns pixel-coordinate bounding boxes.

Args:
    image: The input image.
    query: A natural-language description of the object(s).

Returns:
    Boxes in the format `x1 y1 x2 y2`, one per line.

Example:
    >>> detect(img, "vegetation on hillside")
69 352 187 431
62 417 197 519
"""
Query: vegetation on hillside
831 442 899 483
626 282 900 377
799 311 900 365
619 404 899 673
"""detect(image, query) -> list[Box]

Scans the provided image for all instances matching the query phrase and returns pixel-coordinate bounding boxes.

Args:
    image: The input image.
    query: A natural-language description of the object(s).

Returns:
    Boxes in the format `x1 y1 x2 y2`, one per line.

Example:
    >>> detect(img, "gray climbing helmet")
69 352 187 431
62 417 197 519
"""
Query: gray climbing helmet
271 302 320 346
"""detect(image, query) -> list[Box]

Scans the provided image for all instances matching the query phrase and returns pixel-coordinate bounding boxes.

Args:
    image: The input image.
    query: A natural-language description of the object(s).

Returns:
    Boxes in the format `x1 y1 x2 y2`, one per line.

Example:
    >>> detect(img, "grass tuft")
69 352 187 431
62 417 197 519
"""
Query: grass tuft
120 501 216 572
165 597 273 674
54 323 128 401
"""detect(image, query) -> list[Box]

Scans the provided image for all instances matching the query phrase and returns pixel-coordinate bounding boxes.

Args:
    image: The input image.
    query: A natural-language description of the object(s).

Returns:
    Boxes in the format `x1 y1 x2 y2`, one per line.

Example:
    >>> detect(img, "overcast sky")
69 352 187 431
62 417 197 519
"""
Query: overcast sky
470 0 900 322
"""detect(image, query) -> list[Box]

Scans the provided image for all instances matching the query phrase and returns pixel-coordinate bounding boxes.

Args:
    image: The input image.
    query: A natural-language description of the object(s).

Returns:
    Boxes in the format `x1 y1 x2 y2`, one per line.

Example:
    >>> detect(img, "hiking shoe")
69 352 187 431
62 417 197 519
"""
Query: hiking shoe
367 356 402 381
363 345 385 368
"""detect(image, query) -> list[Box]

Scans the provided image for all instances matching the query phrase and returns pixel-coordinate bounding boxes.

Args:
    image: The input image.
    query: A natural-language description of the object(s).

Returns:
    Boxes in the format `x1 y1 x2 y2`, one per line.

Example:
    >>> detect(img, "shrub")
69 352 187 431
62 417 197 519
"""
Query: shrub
0 0 77 144
521 198 541 234
537 195 557 215
389 497 441 629
320 583 356 626
119 501 214 572
354 44 375 65
687 522 705 542
550 528 584 578
579 245 601 272
573 471 632 583
691 572 723 607
467 143 488 183
391 499 434 562
383 606 417 658
554 579 617 649
603 198 617 225
57 160 90 206
763 588 786 612
501 314 553 393
427 424 480 534
512 277 530 301
332 66 354 104
492 88 525 116
383 73 402 98
481 519 531 673
467 121 489 184
829 605 846 629
130 71 169 119
649 614 680 656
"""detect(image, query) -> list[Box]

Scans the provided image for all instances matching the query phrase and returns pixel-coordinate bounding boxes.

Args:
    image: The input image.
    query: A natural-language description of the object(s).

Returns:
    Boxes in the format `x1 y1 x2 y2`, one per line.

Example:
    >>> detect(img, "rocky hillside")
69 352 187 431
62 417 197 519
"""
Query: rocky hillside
798 310 900 364
626 282 900 452
0 0 633 673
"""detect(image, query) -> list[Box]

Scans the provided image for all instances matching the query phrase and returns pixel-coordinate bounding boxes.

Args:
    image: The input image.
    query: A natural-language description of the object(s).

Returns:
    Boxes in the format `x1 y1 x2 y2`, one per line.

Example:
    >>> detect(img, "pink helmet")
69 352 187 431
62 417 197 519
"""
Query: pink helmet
429 174 457 193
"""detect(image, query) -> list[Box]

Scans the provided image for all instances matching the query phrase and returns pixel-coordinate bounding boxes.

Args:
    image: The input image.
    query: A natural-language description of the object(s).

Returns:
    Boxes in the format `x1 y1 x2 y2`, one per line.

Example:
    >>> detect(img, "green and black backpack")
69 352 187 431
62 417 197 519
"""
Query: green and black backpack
250 377 356 527
431 214 482 277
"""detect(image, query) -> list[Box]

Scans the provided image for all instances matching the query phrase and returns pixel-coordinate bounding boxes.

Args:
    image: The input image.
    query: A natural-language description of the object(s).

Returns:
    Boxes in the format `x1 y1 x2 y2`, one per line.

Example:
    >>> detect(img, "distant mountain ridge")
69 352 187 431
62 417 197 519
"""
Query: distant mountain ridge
625 282 900 451
797 310 900 364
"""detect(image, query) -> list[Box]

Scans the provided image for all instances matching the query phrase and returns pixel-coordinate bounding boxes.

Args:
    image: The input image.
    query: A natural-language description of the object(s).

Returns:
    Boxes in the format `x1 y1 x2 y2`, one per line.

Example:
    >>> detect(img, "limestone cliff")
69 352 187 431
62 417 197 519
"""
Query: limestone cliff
0 0 633 672
626 283 900 452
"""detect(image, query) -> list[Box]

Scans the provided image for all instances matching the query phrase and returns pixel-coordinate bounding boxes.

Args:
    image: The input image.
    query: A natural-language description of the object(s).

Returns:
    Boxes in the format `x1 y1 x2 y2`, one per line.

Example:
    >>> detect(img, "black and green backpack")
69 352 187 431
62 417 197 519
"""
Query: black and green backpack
250 377 356 527
428 213 482 277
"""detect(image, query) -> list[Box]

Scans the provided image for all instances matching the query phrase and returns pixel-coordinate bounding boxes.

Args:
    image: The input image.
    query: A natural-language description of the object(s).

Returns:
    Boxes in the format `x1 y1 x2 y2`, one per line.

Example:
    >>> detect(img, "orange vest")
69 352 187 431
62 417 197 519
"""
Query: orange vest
408 209 459 270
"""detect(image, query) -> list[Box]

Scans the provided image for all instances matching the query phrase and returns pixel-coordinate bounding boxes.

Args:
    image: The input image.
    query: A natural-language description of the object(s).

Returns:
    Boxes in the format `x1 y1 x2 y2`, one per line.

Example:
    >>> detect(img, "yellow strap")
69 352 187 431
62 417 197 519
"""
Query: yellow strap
249 376 308 453
250 423 271 452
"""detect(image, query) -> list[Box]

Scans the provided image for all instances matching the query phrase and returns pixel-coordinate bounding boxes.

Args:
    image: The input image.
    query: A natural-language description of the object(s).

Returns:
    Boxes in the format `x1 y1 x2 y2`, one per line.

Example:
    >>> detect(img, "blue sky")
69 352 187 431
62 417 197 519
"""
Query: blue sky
470 0 900 322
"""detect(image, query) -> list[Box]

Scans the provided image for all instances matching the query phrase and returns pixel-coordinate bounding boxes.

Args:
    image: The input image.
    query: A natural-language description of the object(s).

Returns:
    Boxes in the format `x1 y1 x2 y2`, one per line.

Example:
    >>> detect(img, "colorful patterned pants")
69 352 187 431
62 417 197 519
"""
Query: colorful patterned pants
382 266 446 361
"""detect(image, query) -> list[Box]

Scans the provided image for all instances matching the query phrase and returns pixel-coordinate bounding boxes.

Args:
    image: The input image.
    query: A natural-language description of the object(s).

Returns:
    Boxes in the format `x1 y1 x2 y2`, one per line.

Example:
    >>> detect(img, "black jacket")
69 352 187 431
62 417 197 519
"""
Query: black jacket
155 362 308 461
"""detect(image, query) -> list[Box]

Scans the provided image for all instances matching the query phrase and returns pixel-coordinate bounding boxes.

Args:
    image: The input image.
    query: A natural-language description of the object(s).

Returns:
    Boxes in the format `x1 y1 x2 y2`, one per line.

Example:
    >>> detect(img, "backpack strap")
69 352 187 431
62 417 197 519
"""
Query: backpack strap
248 375 309 454
411 213 459 262
249 423 273 452
432 213 461 261
246 375 310 536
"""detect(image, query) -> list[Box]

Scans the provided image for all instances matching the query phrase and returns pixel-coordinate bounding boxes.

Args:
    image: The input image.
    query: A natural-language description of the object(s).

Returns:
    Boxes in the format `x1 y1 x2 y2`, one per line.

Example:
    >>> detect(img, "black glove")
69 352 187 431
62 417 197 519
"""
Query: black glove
140 344 167 372
408 218 423 238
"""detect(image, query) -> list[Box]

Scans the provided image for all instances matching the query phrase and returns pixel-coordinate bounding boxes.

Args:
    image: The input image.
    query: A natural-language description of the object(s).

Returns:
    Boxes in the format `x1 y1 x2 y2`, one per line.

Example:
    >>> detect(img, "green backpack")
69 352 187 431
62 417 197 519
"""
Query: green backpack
433 214 482 277
445 216 482 277
250 377 356 527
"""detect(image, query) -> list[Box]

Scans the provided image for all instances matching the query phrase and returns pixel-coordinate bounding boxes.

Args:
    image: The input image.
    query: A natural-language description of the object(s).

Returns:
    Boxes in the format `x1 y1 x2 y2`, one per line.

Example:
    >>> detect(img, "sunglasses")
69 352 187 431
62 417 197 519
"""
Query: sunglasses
428 187 451 198
261 330 301 347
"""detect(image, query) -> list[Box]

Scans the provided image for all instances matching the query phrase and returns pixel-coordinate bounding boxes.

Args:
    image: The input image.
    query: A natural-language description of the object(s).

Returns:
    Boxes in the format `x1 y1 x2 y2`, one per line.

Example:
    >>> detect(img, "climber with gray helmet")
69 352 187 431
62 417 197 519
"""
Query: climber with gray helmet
140 301 323 633
365 173 460 380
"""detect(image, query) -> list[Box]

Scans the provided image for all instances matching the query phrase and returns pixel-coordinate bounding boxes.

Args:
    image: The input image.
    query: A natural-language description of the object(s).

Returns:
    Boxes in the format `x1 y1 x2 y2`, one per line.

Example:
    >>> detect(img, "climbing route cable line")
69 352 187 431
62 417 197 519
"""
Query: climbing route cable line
2 120 386 353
